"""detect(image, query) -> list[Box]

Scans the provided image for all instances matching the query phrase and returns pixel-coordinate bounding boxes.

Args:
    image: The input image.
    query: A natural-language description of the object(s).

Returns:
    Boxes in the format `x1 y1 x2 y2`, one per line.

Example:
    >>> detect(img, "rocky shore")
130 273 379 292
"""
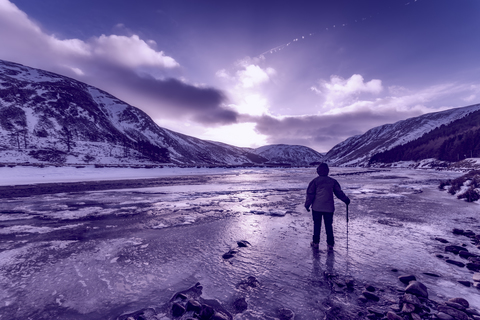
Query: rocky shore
115 228 480 320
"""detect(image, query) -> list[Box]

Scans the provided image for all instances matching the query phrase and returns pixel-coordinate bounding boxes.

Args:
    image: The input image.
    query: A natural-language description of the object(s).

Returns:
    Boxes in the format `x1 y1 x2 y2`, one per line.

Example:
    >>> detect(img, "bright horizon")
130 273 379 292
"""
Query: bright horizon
1 0 479 152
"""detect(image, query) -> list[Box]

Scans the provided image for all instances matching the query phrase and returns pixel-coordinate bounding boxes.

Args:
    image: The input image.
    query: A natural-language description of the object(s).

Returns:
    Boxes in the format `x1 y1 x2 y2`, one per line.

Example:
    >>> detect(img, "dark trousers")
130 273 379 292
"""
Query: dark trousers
312 210 334 246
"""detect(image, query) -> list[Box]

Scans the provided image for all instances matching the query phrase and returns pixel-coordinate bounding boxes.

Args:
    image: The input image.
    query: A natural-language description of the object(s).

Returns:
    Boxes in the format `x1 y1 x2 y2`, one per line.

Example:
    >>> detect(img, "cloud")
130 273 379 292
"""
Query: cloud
0 0 234 125
311 74 383 110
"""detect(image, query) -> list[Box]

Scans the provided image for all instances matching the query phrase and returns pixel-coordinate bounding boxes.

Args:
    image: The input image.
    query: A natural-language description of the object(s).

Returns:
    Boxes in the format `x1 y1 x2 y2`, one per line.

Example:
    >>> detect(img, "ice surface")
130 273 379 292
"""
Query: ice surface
0 167 479 319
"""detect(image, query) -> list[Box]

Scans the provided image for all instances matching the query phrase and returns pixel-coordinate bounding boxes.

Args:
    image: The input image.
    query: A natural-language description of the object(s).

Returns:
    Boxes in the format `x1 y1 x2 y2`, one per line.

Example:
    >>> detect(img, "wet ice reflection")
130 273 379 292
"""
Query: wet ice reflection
0 167 479 319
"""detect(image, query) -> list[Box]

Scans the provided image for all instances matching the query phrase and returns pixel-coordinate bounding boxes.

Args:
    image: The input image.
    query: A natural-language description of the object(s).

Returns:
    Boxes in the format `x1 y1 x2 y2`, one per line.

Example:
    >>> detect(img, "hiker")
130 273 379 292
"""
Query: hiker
305 163 350 250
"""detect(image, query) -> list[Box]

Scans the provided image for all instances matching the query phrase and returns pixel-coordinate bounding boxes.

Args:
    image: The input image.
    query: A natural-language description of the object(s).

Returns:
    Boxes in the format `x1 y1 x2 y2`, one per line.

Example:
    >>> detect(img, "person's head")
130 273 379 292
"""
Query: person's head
316 163 329 176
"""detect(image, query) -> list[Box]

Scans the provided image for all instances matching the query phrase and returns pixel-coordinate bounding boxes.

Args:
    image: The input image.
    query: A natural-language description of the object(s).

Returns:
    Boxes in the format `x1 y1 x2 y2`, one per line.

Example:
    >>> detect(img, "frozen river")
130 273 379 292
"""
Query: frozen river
0 167 479 319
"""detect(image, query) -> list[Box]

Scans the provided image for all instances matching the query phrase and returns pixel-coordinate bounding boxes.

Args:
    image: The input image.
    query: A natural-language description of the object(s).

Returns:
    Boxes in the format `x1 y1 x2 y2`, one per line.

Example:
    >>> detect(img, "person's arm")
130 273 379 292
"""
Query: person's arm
305 180 316 211
333 180 350 205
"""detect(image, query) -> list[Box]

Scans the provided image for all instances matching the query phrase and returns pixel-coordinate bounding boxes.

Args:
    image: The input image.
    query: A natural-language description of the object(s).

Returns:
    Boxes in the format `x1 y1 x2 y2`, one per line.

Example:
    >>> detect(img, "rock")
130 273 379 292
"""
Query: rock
398 274 416 284
345 279 354 288
233 298 248 313
366 285 376 292
367 308 384 316
472 315 480 320
212 312 229 320
423 272 440 277
474 282 480 289
445 245 468 254
448 297 469 308
436 312 454 320
467 262 480 272
445 301 466 311
199 305 215 320
438 305 469 320
391 268 398 272
453 228 464 235
403 293 421 307
411 313 422 320
186 300 202 313
222 250 238 259
445 259 465 267
467 308 480 316
402 303 416 313
436 254 445 258
386 311 403 320
358 295 368 303
405 281 428 298
172 303 186 318
464 230 476 237
459 251 477 259
458 280 471 287
362 291 380 301
277 308 294 320
435 237 449 243
237 240 250 247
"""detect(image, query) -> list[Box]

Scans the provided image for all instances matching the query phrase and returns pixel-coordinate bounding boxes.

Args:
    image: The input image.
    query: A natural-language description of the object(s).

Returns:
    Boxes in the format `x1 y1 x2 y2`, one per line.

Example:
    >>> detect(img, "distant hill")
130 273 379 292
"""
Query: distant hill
0 59 320 167
323 103 480 167
253 144 323 166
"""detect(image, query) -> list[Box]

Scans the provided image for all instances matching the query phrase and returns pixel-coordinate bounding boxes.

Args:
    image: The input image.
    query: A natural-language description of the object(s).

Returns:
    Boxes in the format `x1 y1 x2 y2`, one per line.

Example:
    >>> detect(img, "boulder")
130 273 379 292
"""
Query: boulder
436 312 454 320
233 298 248 313
405 281 428 298
446 259 465 267
362 291 380 301
467 262 480 272
172 303 186 318
448 297 469 309
445 245 468 254
438 305 469 320
398 275 416 284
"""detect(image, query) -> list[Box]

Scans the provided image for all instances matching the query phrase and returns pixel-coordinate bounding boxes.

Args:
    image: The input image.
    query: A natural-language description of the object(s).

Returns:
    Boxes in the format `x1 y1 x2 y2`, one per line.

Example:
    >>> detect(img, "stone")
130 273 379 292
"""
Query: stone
367 308 384 316
386 311 403 320
473 315 480 320
445 245 468 254
199 305 215 320
411 313 422 320
448 297 469 309
458 280 471 287
186 300 202 313
474 282 480 289
403 293 421 307
237 240 250 247
467 308 480 316
467 262 480 272
277 308 295 320
391 268 398 272
438 305 469 320
445 259 465 267
445 301 465 311
398 274 416 284
423 272 440 277
459 251 477 259
402 303 415 313
435 237 449 243
212 312 229 320
436 312 454 320
453 228 464 235
222 250 238 259
233 298 248 313
366 285 376 292
358 295 368 303
436 254 445 259
405 281 428 298
345 279 354 288
172 303 186 318
362 291 380 301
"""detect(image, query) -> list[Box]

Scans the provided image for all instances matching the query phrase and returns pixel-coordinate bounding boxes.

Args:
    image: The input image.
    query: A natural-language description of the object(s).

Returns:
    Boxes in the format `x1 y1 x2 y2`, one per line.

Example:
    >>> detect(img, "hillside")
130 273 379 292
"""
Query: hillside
323 103 480 167
0 60 320 167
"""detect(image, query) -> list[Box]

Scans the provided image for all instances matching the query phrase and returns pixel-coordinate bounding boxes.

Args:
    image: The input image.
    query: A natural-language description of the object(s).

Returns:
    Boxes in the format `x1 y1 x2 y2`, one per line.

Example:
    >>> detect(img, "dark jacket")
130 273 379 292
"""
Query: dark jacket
305 164 350 212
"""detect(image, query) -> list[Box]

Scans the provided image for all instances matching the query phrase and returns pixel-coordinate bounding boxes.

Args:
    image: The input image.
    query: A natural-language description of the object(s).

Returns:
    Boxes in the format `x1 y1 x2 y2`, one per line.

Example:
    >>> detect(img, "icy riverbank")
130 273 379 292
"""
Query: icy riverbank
0 167 479 319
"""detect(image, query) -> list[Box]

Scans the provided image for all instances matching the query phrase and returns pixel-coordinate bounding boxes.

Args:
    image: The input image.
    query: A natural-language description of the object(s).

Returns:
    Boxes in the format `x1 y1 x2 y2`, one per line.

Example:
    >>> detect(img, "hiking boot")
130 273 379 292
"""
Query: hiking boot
310 241 319 249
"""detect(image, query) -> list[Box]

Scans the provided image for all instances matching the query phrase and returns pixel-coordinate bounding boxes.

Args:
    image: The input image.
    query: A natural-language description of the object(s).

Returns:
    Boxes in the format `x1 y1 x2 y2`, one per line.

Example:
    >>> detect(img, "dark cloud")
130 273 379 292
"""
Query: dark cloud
244 110 421 152
79 63 238 126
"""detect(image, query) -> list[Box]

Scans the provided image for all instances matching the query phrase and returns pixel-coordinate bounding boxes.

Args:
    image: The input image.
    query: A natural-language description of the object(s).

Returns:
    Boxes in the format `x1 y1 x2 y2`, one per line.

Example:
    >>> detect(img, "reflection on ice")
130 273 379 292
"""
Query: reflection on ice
0 168 479 319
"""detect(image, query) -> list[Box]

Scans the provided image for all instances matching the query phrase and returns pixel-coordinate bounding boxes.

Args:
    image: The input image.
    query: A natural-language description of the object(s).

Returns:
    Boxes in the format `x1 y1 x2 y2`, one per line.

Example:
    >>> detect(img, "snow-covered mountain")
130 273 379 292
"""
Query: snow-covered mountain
253 144 323 166
323 103 480 166
0 60 320 166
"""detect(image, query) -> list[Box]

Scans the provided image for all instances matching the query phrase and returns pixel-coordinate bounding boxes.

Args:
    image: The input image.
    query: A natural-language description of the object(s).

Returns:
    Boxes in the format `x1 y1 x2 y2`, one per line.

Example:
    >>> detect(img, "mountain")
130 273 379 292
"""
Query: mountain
253 144 324 166
323 103 480 167
0 59 319 167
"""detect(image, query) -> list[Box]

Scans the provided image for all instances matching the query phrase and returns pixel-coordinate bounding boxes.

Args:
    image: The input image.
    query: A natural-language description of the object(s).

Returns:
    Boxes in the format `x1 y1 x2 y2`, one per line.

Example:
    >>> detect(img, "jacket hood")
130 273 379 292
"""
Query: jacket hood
316 163 329 176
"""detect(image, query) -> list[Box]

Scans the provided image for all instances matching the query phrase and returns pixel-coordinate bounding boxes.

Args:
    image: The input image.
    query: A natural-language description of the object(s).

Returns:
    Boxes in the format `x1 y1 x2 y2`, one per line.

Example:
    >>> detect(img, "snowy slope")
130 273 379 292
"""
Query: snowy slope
0 60 320 166
323 103 480 166
253 144 324 165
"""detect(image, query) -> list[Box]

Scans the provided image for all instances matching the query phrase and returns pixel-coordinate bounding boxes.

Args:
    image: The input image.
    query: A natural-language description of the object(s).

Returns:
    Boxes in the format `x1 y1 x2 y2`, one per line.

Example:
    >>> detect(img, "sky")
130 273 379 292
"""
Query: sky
1 0 480 152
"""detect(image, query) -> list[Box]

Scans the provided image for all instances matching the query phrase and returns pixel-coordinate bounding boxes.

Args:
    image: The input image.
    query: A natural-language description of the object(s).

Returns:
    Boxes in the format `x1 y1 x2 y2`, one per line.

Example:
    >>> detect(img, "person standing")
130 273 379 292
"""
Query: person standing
305 163 350 250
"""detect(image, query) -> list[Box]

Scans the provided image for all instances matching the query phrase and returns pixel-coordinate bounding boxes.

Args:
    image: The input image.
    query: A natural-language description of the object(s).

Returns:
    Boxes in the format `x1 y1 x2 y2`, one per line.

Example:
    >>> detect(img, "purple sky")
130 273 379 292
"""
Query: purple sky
1 0 479 152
